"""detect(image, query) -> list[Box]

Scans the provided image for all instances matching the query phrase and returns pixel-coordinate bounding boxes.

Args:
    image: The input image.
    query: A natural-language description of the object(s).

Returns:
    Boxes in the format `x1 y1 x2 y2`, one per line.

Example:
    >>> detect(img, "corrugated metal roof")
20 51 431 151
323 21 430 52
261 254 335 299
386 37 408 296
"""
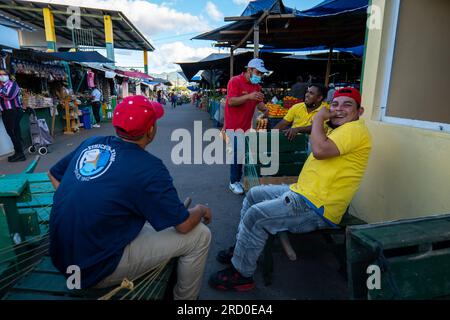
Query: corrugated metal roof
0 0 154 51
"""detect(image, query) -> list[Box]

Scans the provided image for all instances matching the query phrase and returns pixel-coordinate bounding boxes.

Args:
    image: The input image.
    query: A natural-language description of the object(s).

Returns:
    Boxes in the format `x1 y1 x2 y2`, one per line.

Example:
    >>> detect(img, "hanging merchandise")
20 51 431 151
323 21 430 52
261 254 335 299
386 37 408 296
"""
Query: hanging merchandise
87 69 95 88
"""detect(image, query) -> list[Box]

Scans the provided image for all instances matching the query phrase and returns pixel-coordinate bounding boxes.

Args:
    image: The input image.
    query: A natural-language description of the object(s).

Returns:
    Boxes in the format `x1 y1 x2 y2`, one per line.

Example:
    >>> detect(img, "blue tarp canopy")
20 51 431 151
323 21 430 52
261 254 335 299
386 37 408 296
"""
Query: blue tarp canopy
193 0 369 50
45 51 113 63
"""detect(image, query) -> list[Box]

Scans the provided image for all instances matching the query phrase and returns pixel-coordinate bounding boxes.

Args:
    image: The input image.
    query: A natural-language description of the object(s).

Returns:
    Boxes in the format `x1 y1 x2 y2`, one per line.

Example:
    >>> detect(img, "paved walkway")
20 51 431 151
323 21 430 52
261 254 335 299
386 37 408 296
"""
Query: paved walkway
0 103 348 300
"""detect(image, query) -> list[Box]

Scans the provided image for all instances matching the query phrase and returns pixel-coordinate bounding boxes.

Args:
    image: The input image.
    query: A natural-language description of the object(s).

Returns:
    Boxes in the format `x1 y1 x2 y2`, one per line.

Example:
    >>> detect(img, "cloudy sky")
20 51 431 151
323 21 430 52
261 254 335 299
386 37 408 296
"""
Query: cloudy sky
25 0 323 74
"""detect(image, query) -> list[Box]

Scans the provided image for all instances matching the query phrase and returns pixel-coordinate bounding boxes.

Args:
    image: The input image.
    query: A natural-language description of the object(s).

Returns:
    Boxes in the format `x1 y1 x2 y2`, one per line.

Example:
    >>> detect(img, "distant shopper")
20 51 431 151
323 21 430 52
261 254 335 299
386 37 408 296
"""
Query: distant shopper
326 84 336 103
171 92 177 109
0 69 25 162
91 86 102 128
290 76 308 100
224 58 269 195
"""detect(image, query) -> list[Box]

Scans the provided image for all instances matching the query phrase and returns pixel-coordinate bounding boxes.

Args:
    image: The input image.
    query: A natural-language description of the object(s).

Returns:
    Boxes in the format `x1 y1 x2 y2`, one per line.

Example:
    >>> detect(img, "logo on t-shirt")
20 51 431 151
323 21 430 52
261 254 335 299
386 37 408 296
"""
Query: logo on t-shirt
75 144 116 181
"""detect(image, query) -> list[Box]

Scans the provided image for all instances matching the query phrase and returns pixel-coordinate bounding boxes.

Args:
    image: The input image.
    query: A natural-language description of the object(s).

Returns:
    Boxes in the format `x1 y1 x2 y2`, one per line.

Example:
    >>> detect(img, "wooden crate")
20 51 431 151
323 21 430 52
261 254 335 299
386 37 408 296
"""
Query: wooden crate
347 214 450 300
244 132 309 182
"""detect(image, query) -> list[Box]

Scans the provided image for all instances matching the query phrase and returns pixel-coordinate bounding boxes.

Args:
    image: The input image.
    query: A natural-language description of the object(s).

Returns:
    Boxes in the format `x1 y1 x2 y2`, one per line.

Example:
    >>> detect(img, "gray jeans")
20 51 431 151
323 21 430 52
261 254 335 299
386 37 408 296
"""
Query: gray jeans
231 184 333 277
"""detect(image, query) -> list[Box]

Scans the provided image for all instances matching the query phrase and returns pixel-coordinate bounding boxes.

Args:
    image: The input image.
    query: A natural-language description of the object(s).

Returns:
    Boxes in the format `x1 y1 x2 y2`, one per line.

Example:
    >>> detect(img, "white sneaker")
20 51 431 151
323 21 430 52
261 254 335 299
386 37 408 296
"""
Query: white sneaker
93 124 101 128
229 182 244 195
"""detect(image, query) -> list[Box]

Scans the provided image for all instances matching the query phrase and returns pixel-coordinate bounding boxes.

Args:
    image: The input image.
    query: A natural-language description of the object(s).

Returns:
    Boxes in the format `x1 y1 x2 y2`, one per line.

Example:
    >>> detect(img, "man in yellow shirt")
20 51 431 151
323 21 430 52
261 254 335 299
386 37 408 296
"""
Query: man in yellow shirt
274 84 328 140
209 87 372 291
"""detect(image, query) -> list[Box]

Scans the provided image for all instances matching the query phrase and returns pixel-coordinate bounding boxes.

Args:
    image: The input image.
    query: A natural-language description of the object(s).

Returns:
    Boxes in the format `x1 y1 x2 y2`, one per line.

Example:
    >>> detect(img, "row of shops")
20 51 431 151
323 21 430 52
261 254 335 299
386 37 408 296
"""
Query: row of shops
0 47 166 157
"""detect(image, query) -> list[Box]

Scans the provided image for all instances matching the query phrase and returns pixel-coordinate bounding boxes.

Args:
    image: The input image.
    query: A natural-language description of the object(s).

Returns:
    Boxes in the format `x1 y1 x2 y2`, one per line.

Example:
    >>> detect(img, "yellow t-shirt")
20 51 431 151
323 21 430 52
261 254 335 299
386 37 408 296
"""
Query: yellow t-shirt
283 102 328 128
290 119 372 225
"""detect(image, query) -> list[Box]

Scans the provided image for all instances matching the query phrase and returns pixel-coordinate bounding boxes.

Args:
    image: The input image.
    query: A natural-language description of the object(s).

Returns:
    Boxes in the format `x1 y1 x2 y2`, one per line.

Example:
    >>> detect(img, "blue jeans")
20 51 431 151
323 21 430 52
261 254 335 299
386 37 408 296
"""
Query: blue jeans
230 135 243 184
231 184 334 277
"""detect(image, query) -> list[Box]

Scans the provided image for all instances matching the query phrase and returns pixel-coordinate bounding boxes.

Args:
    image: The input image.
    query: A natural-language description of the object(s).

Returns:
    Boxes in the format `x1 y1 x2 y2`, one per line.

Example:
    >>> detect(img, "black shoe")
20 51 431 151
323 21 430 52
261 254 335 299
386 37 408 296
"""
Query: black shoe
8 153 26 162
217 246 235 264
209 265 255 292
7 153 18 161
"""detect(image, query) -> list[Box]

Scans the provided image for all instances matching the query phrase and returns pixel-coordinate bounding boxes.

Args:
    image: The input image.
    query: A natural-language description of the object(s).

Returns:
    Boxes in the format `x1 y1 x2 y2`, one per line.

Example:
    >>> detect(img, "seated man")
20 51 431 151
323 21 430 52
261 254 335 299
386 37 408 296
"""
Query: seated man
274 84 328 140
209 88 371 291
48 96 212 300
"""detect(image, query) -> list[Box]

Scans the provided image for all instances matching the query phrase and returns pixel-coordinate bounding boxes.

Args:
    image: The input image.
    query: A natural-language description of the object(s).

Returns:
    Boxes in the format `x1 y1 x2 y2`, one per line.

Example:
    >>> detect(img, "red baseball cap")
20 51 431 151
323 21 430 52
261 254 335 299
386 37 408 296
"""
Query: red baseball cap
113 95 164 140
332 87 362 105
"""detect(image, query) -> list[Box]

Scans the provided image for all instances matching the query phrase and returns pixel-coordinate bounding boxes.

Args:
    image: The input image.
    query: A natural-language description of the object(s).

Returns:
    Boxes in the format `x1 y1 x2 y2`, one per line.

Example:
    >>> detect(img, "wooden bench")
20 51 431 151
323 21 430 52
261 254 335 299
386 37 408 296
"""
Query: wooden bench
261 211 366 286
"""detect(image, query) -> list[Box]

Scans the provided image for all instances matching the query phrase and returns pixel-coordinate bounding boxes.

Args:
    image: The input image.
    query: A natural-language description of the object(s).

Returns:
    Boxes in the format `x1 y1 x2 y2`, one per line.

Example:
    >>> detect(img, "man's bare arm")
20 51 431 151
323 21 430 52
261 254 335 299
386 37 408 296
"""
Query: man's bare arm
310 109 340 160
175 205 212 234
48 172 60 190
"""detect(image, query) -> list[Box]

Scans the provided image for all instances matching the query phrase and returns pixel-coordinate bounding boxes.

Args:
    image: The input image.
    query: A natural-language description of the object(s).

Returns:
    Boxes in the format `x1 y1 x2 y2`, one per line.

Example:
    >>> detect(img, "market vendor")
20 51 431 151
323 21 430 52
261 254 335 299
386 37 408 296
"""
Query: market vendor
90 85 102 128
48 95 212 300
209 87 372 291
273 84 328 140
0 69 26 162
224 58 269 195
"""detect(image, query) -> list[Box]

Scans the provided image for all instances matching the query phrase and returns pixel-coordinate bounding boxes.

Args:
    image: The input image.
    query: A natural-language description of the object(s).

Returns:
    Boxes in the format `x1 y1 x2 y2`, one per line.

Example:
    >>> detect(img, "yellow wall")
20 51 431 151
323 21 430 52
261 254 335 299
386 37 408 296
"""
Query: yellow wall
351 0 450 223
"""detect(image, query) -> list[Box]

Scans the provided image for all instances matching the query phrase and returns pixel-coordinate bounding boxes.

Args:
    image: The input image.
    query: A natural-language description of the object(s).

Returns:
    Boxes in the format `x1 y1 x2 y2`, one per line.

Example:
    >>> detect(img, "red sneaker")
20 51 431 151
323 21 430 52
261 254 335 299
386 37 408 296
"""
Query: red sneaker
209 266 256 292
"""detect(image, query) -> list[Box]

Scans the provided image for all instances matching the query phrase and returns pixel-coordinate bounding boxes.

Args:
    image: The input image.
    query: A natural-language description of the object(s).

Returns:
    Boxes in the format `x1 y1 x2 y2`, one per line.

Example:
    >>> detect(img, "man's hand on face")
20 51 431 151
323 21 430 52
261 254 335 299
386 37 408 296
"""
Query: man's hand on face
248 91 265 102
315 107 338 122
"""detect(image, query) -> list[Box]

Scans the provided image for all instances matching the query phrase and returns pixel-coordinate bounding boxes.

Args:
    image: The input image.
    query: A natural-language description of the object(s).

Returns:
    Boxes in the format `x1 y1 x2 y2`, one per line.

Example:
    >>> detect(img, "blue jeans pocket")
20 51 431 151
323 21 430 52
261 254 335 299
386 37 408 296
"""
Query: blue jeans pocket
283 191 309 215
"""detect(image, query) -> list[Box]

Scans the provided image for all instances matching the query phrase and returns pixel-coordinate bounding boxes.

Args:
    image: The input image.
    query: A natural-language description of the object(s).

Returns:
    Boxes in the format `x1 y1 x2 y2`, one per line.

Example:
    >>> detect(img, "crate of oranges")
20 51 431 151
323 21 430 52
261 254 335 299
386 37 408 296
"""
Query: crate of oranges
283 96 303 109
267 103 288 118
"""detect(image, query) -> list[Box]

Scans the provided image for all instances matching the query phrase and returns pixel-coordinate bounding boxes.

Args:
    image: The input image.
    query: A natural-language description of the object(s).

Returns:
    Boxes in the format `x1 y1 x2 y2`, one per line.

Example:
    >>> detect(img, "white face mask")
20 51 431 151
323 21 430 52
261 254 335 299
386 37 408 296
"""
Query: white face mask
0 75 9 82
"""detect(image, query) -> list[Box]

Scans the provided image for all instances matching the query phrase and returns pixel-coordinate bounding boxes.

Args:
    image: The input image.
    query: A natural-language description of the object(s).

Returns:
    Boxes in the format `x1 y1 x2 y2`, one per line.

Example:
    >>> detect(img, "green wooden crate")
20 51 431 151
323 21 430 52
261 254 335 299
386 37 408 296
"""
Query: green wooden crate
346 214 450 300
244 132 309 179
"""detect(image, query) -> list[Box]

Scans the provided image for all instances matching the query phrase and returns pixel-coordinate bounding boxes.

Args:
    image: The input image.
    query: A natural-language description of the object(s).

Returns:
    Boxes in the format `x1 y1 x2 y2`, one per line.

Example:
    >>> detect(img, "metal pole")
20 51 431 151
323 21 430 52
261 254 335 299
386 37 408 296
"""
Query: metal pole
230 47 234 79
254 23 260 58
325 47 333 87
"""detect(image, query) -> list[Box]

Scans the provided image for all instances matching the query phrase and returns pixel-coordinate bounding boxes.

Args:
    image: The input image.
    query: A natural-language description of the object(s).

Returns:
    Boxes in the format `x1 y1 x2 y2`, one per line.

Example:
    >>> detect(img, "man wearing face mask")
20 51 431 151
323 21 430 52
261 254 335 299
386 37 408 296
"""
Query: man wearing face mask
224 58 269 195
0 69 26 162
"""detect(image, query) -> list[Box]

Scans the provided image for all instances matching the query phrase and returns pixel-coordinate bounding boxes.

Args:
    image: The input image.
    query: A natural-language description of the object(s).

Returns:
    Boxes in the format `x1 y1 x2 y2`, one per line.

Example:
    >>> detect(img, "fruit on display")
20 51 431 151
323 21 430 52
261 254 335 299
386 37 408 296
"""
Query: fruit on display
256 116 268 131
283 96 303 109
267 103 288 118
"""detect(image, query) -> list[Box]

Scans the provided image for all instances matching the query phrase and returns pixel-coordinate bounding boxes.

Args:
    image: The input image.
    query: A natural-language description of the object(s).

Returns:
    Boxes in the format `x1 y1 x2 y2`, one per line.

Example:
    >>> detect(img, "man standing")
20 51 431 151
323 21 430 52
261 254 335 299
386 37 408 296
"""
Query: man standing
48 96 212 299
0 69 25 162
274 84 328 140
91 86 102 128
224 58 269 195
210 88 372 291
290 76 308 100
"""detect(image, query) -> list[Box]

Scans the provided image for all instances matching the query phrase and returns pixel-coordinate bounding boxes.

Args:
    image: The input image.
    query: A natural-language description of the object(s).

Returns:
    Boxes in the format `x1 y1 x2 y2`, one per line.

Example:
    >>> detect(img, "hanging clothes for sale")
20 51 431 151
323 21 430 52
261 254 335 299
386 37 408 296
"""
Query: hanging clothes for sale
87 69 95 88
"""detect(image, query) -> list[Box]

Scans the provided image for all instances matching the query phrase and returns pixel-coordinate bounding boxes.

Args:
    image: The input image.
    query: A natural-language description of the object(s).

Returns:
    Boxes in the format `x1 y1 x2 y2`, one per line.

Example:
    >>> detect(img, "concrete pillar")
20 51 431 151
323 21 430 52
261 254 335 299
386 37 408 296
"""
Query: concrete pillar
43 8 57 52
143 50 149 74
104 15 115 64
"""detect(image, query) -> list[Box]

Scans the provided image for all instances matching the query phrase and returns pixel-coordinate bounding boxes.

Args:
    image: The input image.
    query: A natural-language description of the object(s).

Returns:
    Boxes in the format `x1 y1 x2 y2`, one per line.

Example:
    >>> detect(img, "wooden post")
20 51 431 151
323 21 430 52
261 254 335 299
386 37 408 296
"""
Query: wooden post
325 47 333 87
254 23 260 58
230 47 234 79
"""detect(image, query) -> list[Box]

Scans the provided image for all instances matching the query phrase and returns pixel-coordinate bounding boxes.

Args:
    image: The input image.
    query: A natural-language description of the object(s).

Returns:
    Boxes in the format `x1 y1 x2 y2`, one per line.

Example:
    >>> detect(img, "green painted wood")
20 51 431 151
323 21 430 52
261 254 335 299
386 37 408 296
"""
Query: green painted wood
0 204 15 276
23 156 40 174
33 256 59 274
13 271 71 294
245 163 305 177
368 248 450 300
17 194 54 209
347 214 450 300
29 182 54 194
19 210 41 236
350 216 450 251
0 179 28 197
1 173 50 183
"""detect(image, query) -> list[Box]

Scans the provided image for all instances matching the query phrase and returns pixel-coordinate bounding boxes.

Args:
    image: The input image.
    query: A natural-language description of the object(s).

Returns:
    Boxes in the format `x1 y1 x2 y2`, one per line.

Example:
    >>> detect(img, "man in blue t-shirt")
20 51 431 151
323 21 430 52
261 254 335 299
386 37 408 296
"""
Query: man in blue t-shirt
48 95 212 300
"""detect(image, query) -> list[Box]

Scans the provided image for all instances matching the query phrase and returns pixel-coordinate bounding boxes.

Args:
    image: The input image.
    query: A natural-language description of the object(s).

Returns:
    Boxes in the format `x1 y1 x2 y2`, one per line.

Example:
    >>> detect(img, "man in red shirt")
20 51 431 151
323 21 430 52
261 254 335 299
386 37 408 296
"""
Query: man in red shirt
224 59 269 195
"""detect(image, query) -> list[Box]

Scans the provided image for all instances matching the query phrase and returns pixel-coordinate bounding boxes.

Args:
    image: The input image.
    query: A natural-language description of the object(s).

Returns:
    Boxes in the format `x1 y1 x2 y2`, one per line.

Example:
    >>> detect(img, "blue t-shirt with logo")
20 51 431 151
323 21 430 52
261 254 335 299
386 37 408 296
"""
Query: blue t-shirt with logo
49 136 189 288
